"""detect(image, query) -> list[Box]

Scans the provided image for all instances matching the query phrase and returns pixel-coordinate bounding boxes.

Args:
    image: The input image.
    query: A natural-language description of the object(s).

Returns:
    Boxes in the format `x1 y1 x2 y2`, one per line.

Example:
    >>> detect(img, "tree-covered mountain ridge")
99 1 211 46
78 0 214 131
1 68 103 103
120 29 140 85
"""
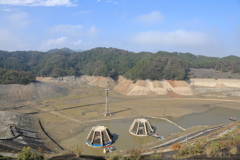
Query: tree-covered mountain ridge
0 47 240 84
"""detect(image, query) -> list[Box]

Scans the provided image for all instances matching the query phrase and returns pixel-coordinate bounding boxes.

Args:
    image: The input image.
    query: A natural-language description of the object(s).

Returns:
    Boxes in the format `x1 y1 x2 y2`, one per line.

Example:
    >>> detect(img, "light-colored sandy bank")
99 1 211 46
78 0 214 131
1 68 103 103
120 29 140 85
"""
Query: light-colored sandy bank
114 77 240 96
36 76 240 97
189 78 240 88
114 76 193 96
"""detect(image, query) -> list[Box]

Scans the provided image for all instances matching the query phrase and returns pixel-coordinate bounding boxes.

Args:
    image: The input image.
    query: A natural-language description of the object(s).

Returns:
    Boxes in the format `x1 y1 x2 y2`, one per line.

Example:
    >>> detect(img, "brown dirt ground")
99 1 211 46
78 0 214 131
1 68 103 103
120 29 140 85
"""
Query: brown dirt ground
152 81 163 88
166 80 188 88
136 80 147 87
166 91 182 98
214 83 229 88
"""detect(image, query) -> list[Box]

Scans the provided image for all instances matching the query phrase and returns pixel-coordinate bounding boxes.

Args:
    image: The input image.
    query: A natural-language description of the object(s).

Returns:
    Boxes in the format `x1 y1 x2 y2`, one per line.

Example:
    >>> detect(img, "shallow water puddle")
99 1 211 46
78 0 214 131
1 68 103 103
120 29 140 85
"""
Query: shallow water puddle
60 117 181 155
60 107 240 155
173 107 240 128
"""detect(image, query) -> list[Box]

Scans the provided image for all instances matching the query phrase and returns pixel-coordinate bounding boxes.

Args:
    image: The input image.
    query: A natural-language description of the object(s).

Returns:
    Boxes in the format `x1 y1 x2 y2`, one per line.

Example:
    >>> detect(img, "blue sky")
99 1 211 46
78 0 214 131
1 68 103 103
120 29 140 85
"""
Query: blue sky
0 0 239 57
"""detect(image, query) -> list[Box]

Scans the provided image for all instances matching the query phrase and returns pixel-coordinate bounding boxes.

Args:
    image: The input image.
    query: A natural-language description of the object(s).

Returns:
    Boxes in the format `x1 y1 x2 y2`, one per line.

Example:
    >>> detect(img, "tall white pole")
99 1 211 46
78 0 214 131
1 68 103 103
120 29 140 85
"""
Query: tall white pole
104 89 111 116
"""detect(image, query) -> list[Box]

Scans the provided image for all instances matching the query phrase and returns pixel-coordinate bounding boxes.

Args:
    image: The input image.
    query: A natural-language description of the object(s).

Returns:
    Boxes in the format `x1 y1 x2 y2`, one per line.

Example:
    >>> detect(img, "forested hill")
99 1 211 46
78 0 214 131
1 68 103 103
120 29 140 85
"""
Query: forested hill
0 47 240 84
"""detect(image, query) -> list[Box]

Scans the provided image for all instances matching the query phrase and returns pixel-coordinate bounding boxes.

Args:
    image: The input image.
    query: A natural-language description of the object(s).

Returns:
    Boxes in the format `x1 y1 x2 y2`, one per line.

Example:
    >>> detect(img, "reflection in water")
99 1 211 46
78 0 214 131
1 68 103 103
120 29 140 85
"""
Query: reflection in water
87 147 104 156
130 134 152 145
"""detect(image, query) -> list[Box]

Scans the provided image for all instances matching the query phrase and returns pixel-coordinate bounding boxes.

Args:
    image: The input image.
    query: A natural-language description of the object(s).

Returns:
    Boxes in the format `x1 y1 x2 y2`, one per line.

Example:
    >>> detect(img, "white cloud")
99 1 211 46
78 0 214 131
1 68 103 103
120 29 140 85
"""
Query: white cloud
39 24 99 50
74 39 82 45
106 0 118 4
50 24 82 35
132 29 208 47
0 28 28 50
45 37 68 46
0 0 77 7
49 24 97 37
2 8 14 12
40 37 69 49
136 11 164 24
130 29 232 56
7 12 28 27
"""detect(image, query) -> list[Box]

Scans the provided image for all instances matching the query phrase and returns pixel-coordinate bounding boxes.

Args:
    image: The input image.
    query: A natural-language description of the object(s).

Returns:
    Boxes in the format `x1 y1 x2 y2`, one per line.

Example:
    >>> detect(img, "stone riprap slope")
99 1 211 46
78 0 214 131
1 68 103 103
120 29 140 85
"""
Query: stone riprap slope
37 75 116 88
0 111 52 152
0 111 33 140
0 111 33 130
0 82 68 100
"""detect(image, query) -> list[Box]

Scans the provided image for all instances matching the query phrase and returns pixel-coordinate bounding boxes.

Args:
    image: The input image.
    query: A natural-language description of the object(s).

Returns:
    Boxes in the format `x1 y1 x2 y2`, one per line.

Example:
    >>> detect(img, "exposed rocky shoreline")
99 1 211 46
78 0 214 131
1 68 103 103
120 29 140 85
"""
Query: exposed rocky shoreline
1 75 240 159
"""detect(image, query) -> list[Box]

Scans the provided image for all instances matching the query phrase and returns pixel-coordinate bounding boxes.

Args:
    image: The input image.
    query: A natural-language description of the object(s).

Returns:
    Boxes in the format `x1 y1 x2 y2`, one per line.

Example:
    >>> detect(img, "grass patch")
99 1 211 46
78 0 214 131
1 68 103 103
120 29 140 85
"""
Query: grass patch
17 146 44 160
146 153 163 159
45 144 84 159
0 156 14 159
127 148 142 160
229 147 238 155
175 139 206 158
106 152 126 160
205 141 224 157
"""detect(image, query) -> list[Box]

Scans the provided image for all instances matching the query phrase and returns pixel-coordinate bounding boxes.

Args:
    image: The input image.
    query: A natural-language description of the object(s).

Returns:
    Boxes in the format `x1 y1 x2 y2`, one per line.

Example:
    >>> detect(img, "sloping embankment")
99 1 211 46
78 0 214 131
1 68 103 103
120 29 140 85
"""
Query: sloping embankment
113 76 193 96
37 75 116 88
0 111 51 152
0 81 68 100
113 77 240 96
189 79 240 88
38 76 240 96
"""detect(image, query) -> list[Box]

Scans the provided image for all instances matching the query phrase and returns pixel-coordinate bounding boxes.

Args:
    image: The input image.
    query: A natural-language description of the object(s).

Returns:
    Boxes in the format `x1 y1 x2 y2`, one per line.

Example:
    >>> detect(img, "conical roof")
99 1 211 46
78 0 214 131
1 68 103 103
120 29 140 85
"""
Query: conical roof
129 118 154 136
85 126 113 147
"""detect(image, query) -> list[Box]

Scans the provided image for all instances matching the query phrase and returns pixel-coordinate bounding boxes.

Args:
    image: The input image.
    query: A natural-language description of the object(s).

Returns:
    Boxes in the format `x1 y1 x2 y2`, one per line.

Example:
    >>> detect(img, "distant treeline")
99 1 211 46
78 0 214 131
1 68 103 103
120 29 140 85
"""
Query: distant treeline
0 47 240 84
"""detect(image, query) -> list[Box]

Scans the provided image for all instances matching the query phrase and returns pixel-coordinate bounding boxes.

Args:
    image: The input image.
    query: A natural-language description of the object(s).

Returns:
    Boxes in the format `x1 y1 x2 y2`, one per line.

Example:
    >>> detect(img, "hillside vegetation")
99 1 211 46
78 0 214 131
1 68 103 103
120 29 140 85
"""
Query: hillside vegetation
1 47 240 84
0 68 35 84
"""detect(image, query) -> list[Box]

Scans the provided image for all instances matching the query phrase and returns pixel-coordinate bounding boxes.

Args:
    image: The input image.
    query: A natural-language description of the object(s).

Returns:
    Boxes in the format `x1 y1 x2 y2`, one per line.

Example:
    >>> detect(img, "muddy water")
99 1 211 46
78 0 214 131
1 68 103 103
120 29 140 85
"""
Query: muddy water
173 107 240 128
60 117 182 155
60 107 240 155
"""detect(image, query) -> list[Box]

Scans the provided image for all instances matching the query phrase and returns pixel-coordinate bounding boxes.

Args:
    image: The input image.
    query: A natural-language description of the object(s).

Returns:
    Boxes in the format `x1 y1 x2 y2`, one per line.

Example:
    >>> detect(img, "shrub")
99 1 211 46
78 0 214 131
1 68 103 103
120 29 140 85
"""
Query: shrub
107 153 126 160
72 144 82 157
205 142 223 157
17 146 43 160
147 153 163 159
174 145 189 158
229 147 238 155
175 139 206 158
172 142 181 150
128 148 142 160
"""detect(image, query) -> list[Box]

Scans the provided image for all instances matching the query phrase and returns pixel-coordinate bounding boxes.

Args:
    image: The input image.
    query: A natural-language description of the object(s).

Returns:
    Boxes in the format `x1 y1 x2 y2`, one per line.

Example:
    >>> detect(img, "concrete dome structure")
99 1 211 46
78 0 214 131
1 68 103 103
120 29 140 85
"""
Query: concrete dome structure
85 126 113 147
129 118 154 136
